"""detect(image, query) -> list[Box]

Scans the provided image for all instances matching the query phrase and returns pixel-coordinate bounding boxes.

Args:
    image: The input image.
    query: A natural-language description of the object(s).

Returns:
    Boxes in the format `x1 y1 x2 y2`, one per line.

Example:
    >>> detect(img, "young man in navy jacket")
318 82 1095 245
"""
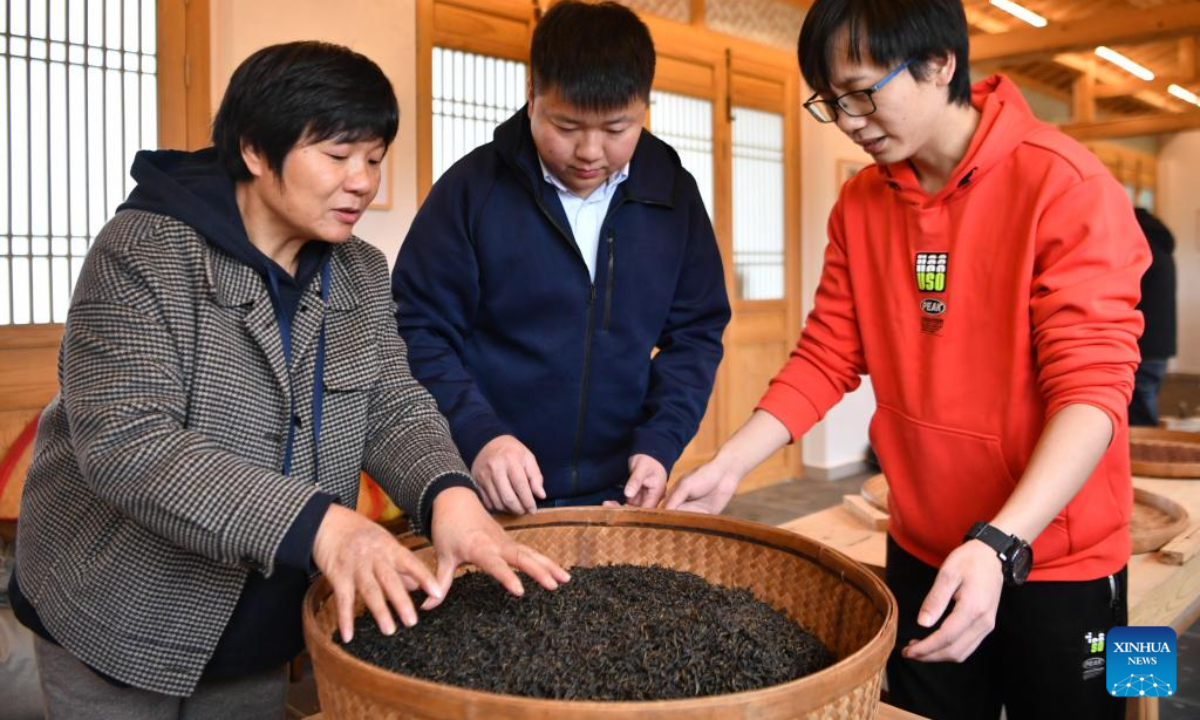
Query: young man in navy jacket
393 0 730 515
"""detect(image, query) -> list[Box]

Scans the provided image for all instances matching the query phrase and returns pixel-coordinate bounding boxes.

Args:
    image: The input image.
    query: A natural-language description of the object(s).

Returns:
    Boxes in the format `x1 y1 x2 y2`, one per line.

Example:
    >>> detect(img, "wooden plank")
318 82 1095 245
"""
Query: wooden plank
1128 478 1200 631
782 504 887 578
656 54 717 99
0 324 62 350
0 347 60 410
730 71 785 111
1061 110 1200 140
432 1 531 62
1160 524 1200 566
971 5 1200 66
843 494 888 532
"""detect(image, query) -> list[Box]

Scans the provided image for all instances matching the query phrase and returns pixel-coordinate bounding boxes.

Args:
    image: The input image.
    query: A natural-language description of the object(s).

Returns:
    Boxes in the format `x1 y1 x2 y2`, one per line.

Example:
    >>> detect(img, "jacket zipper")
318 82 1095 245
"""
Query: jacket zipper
602 230 615 332
521 175 647 495
528 190 596 496
570 285 598 495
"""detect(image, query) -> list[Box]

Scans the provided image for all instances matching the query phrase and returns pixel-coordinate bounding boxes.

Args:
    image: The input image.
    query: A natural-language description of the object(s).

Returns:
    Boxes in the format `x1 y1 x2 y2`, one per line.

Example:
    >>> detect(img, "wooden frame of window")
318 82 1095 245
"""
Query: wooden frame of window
1 0 210 520
0 0 208 341
416 0 537 201
157 0 211 152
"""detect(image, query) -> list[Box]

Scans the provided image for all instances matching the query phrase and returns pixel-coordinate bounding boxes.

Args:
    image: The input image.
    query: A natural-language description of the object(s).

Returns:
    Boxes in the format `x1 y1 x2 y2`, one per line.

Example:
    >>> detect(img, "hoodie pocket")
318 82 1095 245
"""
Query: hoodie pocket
869 404 1067 563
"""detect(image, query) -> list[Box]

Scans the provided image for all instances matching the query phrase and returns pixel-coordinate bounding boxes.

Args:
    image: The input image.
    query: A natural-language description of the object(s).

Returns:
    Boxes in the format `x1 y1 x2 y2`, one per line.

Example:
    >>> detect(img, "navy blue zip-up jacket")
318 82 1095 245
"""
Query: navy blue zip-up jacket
393 107 730 501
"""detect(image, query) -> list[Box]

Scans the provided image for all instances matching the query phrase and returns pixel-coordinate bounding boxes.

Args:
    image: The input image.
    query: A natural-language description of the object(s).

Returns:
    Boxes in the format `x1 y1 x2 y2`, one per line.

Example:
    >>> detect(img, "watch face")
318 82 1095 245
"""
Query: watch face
1008 544 1033 584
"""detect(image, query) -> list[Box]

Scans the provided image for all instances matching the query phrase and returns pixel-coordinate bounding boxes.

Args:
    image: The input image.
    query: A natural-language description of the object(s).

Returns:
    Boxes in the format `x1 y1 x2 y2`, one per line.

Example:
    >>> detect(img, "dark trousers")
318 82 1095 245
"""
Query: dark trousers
885 537 1127 720
34 637 288 720
1129 357 1169 427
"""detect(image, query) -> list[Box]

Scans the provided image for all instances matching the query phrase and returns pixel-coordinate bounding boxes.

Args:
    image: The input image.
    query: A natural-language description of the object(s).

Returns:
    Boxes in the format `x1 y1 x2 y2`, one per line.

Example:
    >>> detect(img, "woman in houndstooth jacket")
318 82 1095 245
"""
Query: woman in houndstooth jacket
8 41 569 718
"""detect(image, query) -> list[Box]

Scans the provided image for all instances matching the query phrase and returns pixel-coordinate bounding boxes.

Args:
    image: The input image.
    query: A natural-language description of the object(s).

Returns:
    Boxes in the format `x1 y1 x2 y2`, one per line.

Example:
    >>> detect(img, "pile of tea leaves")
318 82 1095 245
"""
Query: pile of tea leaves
338 564 835 701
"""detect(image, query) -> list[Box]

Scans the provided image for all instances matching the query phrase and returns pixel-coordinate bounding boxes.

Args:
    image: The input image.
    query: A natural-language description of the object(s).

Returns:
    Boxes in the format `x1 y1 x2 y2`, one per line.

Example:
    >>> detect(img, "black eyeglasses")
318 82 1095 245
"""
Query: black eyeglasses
803 58 916 123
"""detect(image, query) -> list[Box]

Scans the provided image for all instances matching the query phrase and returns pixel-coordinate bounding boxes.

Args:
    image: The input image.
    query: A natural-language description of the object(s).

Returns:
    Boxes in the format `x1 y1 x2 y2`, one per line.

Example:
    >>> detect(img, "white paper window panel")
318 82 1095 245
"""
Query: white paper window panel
432 48 526 183
649 89 713 218
731 106 785 301
1 0 156 325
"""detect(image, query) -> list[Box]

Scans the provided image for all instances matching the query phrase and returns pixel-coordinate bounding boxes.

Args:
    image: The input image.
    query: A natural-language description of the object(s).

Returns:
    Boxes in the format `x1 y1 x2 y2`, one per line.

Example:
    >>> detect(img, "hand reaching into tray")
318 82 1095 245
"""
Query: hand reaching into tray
471 435 545 515
313 504 444 643
424 487 571 610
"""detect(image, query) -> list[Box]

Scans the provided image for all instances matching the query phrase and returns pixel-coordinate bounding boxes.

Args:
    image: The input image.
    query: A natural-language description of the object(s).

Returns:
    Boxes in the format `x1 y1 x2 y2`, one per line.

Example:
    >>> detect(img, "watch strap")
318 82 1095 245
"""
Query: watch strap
965 521 1016 560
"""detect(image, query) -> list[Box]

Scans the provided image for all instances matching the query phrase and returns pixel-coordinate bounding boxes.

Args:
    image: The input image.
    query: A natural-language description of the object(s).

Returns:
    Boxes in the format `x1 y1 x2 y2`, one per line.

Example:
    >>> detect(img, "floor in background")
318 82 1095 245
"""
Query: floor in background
721 471 873 526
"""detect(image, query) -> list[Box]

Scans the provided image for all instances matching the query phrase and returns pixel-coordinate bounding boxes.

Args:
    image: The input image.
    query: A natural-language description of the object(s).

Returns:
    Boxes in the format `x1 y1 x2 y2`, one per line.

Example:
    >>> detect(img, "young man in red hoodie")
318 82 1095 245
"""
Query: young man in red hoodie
665 1 1149 718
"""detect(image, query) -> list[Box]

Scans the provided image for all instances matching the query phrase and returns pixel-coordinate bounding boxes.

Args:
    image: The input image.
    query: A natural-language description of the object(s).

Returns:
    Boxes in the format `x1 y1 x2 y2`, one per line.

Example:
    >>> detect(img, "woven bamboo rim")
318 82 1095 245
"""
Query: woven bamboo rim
1130 427 1200 479
303 507 897 720
1131 486 1190 554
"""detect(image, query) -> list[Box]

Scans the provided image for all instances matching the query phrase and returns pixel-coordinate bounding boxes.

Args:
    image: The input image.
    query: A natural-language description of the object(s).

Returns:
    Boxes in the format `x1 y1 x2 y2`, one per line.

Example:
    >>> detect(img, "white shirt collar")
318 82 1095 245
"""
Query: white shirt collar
538 156 631 198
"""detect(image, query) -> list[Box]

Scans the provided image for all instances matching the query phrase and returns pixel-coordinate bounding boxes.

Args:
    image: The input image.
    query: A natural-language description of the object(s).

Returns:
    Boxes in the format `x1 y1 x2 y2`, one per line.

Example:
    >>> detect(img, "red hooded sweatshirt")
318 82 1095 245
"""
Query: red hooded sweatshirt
760 76 1150 582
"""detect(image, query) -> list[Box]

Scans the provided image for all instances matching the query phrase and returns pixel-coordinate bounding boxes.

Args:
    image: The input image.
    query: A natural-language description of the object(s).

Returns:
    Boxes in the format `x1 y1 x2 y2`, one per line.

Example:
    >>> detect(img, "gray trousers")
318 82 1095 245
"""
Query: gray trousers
34 637 288 720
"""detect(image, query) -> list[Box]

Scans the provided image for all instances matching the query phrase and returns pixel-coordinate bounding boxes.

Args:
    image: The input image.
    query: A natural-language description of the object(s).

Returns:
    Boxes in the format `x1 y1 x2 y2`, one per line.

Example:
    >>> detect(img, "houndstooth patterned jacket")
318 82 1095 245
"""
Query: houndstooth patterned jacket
14 210 470 695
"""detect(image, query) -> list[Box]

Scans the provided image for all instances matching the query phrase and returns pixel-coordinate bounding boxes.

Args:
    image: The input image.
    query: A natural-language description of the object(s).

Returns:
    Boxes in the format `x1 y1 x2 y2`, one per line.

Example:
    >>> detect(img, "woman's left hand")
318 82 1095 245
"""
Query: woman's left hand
424 486 571 610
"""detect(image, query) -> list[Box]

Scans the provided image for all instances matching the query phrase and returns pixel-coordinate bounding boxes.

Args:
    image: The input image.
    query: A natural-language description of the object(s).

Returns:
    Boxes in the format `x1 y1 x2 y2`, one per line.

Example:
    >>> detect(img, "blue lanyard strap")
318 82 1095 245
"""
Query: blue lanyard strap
282 260 332 481
310 261 331 481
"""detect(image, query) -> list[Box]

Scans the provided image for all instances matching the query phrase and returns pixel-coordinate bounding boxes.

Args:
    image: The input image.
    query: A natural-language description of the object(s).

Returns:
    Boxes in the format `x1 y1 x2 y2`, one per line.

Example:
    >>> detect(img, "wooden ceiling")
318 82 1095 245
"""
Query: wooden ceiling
967 0 1200 137
786 0 1200 138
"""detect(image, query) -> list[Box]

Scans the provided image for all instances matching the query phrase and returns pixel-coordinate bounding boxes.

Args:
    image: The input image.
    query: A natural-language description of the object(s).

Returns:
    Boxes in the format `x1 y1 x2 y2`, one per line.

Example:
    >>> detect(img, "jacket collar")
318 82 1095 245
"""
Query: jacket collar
207 241 357 311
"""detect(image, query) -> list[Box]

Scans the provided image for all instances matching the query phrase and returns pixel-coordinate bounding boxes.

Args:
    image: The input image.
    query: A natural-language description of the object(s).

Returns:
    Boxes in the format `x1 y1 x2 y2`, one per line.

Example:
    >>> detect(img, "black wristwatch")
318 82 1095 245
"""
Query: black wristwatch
964 522 1033 586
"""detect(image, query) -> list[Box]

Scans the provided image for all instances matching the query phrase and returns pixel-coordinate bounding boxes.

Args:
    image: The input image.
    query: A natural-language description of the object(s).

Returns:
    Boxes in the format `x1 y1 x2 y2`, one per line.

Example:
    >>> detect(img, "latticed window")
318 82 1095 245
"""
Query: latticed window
1 0 156 325
649 89 713 218
731 107 784 301
431 47 525 183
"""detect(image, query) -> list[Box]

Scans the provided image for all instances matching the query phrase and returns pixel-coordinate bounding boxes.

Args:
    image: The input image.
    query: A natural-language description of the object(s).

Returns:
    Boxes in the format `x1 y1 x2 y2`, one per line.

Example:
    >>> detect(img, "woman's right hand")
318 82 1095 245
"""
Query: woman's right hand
312 504 443 643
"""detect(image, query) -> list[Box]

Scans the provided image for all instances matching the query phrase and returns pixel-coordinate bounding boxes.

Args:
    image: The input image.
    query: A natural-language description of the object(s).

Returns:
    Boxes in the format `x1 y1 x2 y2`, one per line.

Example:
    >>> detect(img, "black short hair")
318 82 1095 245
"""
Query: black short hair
212 41 399 181
530 1 655 111
798 0 971 106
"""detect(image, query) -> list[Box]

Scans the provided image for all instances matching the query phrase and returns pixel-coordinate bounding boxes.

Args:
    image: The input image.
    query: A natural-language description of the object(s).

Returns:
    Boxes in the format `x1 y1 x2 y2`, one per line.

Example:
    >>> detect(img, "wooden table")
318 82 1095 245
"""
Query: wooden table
783 476 1200 720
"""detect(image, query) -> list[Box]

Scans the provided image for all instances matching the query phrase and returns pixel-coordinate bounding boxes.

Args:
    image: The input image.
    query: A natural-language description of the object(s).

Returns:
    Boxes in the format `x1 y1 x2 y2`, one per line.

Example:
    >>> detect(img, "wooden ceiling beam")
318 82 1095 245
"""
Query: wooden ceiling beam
1179 37 1197 77
1095 75 1195 99
1060 110 1200 140
1072 56 1096 123
966 9 1175 113
972 4 1200 66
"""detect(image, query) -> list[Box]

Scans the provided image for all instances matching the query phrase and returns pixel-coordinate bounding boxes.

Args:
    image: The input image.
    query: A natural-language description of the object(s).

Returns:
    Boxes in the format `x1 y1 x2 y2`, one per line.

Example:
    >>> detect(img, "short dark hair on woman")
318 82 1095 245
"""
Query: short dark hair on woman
798 0 971 106
530 1 655 111
212 41 399 181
